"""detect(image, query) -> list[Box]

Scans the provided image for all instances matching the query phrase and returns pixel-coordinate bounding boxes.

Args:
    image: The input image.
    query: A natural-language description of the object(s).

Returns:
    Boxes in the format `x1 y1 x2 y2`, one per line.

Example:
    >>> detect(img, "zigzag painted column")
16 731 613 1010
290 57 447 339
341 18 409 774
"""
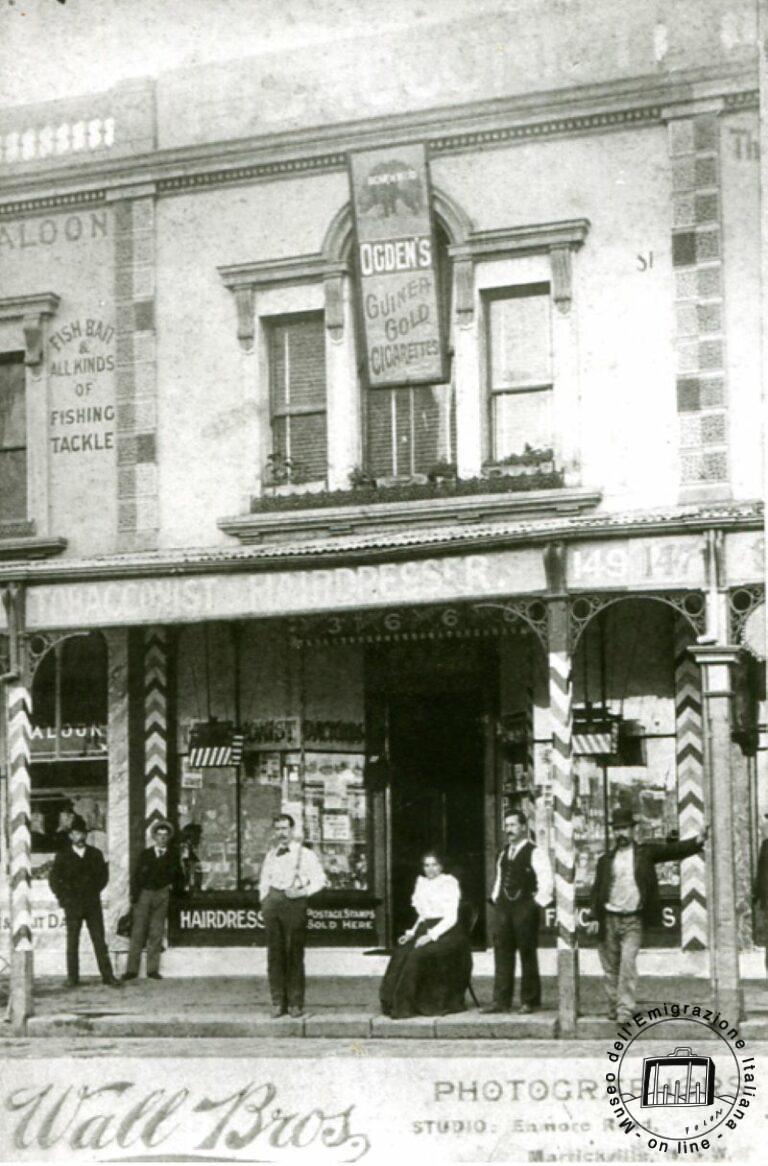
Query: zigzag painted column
144 629 168 840
674 617 707 951
548 598 578 1036
7 679 34 1029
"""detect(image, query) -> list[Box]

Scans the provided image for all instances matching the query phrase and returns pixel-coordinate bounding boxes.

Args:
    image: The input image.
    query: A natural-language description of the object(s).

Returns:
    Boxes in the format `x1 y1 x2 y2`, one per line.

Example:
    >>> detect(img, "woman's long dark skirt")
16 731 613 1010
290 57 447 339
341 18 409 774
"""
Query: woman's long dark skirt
379 918 473 1019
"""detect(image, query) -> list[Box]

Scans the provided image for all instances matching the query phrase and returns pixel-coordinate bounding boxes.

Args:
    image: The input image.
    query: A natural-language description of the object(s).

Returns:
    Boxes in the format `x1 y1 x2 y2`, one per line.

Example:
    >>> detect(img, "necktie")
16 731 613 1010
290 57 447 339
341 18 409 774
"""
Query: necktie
276 846 289 856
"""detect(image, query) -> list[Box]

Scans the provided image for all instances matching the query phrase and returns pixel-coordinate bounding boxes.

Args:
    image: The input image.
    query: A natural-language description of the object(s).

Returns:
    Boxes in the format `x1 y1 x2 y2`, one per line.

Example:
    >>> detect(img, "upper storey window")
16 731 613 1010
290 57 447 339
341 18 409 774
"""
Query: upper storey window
364 227 453 479
268 312 327 485
0 352 26 524
485 284 553 461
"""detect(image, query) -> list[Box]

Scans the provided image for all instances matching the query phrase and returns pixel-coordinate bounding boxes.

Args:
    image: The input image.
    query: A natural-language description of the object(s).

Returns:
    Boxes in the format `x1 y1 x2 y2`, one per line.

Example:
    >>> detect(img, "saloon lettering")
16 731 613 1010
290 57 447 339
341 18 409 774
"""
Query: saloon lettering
0 211 108 249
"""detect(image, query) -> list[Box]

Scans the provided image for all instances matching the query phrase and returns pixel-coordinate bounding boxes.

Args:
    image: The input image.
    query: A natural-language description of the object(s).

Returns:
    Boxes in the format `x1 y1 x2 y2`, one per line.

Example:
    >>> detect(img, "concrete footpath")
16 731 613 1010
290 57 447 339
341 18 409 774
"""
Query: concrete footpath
7 973 768 1040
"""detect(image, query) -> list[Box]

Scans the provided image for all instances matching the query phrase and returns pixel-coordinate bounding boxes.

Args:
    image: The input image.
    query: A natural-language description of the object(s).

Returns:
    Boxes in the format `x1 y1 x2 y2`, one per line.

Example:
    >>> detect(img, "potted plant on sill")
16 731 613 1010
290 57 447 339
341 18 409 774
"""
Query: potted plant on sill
482 445 555 479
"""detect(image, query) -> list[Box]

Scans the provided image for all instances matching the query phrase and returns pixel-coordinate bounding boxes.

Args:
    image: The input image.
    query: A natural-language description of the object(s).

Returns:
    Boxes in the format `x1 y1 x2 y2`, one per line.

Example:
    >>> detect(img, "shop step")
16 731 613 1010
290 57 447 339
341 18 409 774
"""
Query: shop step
25 1008 557 1040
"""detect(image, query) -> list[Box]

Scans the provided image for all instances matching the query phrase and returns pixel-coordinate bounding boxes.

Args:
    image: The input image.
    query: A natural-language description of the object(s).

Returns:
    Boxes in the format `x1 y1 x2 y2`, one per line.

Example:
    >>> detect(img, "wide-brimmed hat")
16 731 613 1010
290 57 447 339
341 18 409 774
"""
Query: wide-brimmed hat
69 814 88 833
611 808 635 830
150 819 174 839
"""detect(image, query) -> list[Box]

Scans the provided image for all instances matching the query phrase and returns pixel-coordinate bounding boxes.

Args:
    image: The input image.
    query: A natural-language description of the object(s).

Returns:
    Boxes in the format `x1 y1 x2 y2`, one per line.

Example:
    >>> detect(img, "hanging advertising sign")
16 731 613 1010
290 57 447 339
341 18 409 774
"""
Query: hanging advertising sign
349 142 445 386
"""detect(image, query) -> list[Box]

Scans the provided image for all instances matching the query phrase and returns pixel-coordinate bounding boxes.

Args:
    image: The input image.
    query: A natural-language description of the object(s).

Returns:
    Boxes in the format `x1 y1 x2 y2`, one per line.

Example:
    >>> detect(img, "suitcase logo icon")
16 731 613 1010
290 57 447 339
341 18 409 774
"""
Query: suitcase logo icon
641 1047 715 1108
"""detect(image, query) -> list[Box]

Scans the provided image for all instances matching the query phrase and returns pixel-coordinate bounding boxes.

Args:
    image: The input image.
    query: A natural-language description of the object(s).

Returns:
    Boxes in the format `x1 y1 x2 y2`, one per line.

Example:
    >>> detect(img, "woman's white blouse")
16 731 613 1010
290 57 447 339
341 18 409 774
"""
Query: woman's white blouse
411 873 460 940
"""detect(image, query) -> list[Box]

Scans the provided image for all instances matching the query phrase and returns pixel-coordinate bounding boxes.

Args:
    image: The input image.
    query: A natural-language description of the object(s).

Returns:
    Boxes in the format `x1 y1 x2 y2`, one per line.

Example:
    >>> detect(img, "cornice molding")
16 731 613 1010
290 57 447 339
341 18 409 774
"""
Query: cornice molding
0 67 757 212
0 188 107 219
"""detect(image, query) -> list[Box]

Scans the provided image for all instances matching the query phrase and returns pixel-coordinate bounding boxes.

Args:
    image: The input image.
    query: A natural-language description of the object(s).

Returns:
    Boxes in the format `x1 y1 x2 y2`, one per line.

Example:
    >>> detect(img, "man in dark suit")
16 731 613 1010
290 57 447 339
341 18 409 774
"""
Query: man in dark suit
752 813 768 974
123 820 185 981
587 808 709 1021
49 814 121 988
481 808 554 1014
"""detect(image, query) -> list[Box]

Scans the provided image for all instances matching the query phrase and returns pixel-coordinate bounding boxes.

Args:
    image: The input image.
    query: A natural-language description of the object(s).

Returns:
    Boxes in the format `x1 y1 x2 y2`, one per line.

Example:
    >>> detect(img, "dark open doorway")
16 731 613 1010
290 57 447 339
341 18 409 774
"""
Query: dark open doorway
365 641 494 948
388 692 486 943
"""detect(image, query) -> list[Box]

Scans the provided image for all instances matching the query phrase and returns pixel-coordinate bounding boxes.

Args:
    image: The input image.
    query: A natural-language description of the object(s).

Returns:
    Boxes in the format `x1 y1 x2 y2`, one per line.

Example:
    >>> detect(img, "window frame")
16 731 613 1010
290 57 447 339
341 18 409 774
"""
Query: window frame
266 309 328 487
482 282 555 466
361 224 455 481
0 349 28 527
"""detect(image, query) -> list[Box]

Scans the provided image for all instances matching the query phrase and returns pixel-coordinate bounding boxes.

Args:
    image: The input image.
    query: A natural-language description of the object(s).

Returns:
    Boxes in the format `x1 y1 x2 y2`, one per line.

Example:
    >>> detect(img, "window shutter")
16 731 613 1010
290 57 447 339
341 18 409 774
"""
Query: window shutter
269 314 327 483
0 354 26 523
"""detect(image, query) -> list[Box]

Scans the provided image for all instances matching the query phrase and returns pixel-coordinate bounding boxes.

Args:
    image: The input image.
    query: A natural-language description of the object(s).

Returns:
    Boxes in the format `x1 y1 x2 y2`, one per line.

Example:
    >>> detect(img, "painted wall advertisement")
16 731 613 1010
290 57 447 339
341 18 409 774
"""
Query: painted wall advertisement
349 142 445 386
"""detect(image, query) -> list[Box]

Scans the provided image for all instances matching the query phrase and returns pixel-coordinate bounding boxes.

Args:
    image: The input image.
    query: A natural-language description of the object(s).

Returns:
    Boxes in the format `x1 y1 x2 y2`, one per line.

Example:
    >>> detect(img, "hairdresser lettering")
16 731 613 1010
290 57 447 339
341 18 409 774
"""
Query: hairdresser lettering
5 1079 370 1160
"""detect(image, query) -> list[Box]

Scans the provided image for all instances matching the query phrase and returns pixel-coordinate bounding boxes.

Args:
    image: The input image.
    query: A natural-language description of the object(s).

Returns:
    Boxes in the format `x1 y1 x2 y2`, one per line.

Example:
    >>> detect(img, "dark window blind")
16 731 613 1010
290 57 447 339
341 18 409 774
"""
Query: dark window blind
269 314 327 483
0 353 26 523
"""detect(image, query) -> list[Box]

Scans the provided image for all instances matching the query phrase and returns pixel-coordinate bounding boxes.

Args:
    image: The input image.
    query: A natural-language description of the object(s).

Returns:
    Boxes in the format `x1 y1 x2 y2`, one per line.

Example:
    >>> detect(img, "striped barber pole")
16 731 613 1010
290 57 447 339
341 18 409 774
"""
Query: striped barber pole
549 639 575 947
8 682 33 956
144 629 168 839
674 618 707 951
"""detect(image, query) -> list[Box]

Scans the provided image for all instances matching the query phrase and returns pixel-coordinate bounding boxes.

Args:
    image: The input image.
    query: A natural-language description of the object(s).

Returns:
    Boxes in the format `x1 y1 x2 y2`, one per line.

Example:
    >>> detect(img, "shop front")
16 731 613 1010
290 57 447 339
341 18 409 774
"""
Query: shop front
1 514 764 1021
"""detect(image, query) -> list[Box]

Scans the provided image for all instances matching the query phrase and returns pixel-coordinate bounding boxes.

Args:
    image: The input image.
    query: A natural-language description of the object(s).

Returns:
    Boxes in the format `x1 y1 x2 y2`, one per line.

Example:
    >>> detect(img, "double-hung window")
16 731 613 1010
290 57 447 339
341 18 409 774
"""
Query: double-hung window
0 352 26 524
268 312 327 484
486 284 553 461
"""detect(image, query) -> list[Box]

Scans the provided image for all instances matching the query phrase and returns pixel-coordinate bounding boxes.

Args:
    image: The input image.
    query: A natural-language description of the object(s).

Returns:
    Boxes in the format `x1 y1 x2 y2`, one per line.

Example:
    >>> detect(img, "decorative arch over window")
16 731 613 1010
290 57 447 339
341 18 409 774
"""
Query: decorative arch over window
321 187 472 479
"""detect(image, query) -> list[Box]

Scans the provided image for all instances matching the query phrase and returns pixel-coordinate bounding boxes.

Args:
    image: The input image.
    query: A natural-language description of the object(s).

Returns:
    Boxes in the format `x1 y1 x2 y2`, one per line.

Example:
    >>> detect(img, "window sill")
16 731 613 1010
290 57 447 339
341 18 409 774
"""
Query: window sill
0 523 67 561
219 479 602 545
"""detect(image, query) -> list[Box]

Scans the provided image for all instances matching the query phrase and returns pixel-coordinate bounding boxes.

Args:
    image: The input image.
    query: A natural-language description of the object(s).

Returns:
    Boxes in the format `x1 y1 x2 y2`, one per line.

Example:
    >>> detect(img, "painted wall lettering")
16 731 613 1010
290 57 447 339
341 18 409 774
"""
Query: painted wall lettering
48 317 116 456
0 210 108 249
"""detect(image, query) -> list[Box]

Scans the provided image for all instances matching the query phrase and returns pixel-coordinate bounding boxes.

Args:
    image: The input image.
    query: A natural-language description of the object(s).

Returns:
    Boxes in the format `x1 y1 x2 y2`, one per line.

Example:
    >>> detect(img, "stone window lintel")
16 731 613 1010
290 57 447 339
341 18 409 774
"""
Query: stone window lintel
219 256 350 350
0 293 61 365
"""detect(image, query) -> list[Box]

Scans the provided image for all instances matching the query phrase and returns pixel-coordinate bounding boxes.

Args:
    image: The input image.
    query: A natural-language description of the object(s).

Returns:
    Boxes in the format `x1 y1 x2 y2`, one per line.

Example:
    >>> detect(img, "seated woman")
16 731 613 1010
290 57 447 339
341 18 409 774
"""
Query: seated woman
380 850 472 1019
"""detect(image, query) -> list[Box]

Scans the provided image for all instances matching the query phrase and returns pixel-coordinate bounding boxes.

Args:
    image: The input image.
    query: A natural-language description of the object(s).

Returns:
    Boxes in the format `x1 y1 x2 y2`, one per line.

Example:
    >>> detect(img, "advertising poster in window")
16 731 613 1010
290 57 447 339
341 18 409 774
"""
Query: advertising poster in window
349 142 445 386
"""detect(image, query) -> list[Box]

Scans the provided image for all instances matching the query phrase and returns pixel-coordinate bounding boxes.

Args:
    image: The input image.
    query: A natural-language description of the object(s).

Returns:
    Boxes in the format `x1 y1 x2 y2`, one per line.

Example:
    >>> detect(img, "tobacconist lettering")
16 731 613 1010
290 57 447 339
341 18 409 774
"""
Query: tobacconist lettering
48 317 116 455
0 211 108 249
26 549 545 630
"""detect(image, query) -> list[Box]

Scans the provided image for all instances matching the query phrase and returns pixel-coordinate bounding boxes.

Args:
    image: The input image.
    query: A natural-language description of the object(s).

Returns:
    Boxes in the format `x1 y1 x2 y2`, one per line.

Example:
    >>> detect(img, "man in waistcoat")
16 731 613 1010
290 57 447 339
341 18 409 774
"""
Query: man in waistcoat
123 820 185 981
482 808 554 1014
258 813 327 1018
49 814 122 988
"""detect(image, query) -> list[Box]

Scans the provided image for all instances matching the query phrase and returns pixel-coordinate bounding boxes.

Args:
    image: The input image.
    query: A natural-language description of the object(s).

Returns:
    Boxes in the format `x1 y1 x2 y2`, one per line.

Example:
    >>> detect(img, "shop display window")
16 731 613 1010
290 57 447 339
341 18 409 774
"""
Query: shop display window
534 740 681 895
176 741 370 895
26 632 109 886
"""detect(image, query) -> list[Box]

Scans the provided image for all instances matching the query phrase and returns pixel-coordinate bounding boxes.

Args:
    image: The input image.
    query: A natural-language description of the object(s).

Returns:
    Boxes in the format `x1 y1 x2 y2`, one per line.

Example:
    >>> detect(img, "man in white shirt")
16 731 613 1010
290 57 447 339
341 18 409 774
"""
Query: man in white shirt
482 808 554 1014
258 813 327 1018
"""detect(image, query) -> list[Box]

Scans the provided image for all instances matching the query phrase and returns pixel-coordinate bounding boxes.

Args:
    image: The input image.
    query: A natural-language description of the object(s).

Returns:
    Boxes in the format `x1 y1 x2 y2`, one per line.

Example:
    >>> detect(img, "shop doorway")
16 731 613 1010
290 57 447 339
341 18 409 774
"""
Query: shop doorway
388 692 486 943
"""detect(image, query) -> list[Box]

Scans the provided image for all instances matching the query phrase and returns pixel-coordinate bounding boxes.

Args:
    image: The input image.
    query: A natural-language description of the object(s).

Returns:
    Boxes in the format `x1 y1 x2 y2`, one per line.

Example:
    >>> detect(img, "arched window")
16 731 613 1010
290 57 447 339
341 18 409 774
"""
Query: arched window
362 224 454 480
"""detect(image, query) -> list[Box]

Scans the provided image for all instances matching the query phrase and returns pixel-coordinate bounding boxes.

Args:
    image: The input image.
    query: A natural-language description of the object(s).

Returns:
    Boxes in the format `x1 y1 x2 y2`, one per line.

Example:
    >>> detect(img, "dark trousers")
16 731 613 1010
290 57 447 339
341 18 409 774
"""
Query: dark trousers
262 890 308 1008
491 895 541 1008
127 886 170 975
65 900 115 983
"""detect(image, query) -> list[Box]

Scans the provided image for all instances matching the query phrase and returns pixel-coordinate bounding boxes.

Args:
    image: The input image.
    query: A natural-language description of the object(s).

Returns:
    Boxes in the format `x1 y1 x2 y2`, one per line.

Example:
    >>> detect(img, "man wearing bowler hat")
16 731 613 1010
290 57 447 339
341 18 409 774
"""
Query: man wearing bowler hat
587 807 709 1021
123 819 185 981
49 814 122 988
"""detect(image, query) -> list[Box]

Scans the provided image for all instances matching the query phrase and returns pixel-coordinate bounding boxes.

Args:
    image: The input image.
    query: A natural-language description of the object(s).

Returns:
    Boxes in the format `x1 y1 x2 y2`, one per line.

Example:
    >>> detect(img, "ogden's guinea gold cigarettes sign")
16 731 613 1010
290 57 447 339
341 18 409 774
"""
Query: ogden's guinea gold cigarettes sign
349 142 445 387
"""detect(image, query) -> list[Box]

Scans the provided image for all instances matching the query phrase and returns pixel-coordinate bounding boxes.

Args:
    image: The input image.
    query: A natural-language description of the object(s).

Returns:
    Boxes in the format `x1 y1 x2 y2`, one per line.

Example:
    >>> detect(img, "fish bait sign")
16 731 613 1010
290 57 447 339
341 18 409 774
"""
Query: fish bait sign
349 142 445 386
